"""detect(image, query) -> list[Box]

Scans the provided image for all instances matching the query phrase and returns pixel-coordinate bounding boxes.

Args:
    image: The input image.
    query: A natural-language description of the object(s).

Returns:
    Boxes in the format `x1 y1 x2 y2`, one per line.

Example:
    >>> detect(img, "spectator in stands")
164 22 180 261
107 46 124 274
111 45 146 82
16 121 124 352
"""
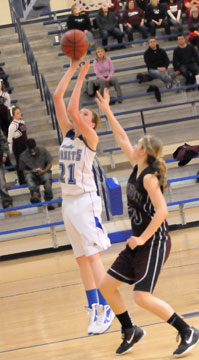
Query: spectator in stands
19 138 54 210
184 0 199 18
93 47 123 103
95 6 123 47
0 67 11 94
110 0 123 30
0 129 21 216
136 0 150 11
7 106 27 185
0 79 11 138
145 0 170 37
67 4 95 46
187 7 199 50
173 34 199 86
165 0 183 36
122 0 148 43
110 0 121 16
144 38 172 87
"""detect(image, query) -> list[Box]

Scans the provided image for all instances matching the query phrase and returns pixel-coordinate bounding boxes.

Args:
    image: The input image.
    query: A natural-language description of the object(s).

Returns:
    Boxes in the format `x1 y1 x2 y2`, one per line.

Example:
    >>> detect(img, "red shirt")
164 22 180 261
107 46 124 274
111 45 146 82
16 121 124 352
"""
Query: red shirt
122 6 145 26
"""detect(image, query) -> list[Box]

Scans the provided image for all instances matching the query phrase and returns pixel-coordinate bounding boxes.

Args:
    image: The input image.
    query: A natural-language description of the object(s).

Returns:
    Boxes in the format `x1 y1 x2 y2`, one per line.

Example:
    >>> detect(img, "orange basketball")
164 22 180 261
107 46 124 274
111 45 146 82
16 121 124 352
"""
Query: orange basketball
61 30 89 59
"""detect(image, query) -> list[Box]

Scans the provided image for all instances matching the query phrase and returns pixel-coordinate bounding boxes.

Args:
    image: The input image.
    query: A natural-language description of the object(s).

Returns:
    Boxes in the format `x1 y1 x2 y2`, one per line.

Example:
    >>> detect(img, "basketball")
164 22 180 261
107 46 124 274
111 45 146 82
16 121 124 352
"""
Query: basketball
61 30 89 59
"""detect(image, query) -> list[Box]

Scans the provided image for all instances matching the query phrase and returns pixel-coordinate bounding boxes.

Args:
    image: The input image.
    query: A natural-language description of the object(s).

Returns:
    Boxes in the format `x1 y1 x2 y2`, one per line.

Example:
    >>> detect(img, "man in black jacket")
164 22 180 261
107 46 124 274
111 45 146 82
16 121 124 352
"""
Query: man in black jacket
173 34 199 86
144 38 172 87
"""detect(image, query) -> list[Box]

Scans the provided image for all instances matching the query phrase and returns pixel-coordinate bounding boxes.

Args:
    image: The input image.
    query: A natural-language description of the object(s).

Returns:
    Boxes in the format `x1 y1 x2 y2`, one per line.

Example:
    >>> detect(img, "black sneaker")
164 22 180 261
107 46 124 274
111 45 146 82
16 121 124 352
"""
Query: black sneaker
173 326 199 357
116 325 146 355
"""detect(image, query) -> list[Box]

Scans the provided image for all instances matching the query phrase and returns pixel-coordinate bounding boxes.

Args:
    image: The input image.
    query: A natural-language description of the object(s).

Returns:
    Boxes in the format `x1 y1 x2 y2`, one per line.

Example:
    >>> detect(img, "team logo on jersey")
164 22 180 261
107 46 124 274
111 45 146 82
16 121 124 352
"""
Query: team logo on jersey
61 144 74 149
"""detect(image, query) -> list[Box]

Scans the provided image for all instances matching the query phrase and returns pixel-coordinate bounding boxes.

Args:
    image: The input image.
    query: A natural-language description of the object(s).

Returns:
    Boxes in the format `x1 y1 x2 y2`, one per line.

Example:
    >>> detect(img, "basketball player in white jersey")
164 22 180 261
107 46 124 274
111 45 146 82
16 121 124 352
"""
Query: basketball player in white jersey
53 58 114 335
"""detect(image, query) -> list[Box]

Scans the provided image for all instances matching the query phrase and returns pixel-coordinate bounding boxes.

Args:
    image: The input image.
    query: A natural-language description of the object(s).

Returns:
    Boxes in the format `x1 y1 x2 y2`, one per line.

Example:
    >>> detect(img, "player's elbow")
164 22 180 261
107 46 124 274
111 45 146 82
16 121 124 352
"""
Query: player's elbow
160 206 168 220
53 90 62 102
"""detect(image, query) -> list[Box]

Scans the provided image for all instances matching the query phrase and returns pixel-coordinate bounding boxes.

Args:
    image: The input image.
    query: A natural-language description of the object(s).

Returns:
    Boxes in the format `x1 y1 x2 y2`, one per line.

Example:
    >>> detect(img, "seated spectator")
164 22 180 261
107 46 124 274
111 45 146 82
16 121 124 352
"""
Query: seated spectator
19 138 54 210
95 7 123 47
145 0 170 37
122 0 148 42
7 106 27 185
0 79 11 138
67 4 95 46
166 0 183 36
173 34 199 86
93 47 123 103
110 0 122 28
187 7 199 50
110 0 121 16
144 38 172 87
184 0 199 18
0 129 21 216
136 0 150 11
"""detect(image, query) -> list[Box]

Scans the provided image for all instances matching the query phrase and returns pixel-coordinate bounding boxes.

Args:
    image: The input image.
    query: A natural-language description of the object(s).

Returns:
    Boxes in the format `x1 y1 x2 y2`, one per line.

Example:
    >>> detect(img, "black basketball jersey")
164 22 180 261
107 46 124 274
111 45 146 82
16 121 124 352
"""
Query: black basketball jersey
127 165 168 238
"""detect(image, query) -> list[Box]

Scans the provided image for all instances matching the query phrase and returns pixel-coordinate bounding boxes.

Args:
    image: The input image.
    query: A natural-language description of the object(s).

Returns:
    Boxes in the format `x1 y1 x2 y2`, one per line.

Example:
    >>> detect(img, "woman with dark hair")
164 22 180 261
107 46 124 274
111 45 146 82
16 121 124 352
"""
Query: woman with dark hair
53 56 115 336
8 106 27 184
0 79 11 137
95 6 123 47
93 47 122 103
122 0 148 42
166 0 183 36
95 88 199 357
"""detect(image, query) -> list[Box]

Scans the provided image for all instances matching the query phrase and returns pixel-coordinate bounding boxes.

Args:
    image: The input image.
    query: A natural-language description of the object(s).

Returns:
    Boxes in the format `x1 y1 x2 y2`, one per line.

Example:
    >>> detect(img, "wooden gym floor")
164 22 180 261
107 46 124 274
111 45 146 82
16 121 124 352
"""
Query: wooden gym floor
0 227 199 360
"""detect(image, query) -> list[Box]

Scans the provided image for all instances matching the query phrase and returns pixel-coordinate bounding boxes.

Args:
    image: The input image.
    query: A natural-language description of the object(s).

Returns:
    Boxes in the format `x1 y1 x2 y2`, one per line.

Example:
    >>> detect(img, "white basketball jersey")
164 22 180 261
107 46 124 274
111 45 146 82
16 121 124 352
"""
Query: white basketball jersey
59 129 97 197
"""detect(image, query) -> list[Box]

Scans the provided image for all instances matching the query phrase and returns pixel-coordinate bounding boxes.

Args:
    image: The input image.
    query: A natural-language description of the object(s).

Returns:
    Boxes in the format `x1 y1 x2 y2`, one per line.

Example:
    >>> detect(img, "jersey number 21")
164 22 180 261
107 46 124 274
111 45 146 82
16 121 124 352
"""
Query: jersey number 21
59 162 76 184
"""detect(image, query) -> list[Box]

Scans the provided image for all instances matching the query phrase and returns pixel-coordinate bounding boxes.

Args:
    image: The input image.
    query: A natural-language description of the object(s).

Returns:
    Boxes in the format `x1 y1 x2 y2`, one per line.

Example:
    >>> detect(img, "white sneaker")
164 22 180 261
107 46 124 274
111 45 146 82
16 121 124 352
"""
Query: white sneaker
92 304 115 335
87 303 98 335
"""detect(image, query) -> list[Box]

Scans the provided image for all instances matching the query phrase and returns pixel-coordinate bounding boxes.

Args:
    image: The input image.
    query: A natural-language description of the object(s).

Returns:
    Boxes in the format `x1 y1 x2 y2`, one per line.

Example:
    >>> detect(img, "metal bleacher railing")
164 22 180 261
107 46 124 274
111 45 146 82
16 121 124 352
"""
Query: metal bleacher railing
9 0 43 101
1 156 199 250
2 1 198 251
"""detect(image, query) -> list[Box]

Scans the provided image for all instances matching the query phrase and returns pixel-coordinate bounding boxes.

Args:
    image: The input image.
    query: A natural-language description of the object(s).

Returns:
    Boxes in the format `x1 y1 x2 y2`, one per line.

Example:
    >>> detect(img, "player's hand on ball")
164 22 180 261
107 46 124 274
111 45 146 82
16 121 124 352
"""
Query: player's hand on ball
79 59 90 79
127 236 145 250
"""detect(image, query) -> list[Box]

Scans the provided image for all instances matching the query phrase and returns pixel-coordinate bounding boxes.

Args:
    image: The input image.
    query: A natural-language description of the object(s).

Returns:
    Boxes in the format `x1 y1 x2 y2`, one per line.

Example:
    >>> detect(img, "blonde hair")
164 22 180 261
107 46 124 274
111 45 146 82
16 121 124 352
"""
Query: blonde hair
142 135 167 187
91 110 101 129
71 4 78 13
96 47 106 60
150 0 159 7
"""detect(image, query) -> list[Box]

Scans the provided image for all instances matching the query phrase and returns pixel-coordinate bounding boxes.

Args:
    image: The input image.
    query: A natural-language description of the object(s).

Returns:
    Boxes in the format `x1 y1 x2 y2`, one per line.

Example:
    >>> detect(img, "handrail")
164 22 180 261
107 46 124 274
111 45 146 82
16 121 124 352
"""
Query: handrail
8 0 43 101
6 173 199 192
1 197 198 237
41 73 62 144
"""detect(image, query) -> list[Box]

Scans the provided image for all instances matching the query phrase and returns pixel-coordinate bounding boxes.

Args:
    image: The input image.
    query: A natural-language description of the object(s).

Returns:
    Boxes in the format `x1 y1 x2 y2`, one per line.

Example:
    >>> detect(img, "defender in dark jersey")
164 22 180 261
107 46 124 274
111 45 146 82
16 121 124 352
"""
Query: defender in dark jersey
96 88 199 357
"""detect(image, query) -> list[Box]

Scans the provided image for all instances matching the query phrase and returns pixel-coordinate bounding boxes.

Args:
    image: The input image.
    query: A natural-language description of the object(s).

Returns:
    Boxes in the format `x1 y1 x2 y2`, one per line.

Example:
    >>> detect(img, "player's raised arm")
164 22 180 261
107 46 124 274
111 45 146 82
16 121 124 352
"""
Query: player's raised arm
96 89 136 165
53 59 81 137
67 60 99 150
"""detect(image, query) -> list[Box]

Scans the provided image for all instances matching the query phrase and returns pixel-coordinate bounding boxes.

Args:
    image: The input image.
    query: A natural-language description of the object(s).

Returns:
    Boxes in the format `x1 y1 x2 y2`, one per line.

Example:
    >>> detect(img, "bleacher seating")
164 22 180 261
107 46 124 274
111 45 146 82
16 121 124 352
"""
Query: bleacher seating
1 4 199 252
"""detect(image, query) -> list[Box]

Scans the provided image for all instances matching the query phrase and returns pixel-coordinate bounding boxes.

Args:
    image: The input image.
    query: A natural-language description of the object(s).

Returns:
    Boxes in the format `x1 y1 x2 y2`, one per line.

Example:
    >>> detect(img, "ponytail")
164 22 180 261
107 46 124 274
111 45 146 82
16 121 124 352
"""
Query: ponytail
142 135 167 187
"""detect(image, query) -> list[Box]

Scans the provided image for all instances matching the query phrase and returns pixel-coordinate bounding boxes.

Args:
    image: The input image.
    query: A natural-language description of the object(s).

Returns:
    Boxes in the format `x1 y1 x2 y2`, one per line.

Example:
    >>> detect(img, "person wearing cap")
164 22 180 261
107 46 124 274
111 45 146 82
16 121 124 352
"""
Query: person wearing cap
187 6 199 49
19 138 54 210
184 0 199 18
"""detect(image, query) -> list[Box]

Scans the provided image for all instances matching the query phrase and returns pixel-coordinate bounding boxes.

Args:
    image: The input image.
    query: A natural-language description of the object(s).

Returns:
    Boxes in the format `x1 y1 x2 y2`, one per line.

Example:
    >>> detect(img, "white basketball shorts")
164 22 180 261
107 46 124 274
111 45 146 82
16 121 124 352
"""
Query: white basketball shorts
62 192 111 257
